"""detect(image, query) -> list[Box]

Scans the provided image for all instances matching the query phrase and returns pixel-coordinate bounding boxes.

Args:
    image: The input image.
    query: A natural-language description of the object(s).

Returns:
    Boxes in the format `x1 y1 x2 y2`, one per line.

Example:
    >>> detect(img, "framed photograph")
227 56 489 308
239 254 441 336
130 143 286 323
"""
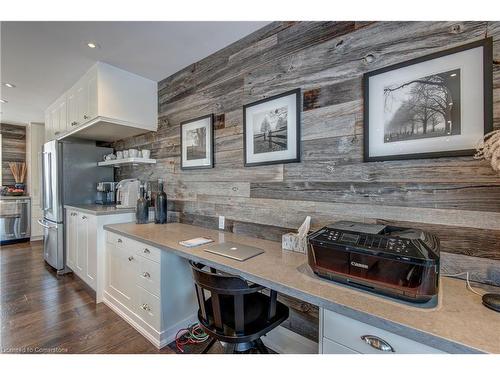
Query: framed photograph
180 114 214 170
363 38 492 162
243 88 301 167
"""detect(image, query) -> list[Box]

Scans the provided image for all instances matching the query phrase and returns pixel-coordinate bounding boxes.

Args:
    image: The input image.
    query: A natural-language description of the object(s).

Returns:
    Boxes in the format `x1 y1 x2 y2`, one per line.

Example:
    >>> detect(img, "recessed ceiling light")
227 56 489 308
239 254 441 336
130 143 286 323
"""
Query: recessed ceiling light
86 42 100 49
1 82 16 88
0 99 7 104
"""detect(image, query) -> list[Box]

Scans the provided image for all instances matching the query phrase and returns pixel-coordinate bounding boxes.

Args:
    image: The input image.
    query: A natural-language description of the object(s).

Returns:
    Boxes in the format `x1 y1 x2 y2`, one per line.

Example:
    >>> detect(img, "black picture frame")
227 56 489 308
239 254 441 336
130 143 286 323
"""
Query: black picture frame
243 88 301 167
363 37 493 162
180 114 214 170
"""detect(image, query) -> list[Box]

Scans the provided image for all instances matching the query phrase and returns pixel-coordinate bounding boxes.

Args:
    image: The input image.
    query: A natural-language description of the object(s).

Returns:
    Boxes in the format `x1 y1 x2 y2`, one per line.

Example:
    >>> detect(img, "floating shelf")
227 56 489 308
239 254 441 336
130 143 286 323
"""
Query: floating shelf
97 157 157 167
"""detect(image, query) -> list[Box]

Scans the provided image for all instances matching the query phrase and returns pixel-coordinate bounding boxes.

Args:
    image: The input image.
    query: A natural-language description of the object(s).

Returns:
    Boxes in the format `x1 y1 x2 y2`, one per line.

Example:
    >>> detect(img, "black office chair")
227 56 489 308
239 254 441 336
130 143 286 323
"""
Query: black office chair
189 261 289 354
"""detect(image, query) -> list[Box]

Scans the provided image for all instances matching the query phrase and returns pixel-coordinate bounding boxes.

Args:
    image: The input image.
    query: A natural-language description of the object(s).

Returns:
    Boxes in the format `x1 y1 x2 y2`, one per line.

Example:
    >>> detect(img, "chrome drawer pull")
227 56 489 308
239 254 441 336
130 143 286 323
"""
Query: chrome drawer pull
140 303 151 311
143 248 150 254
117 238 122 243
128 256 134 261
360 335 394 352
81 215 87 220
142 272 150 278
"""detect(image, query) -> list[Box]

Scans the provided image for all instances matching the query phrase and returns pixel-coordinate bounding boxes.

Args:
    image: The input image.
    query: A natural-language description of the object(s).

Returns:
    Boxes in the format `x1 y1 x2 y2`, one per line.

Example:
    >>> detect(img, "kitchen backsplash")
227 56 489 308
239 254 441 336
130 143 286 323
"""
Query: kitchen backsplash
111 22 500 291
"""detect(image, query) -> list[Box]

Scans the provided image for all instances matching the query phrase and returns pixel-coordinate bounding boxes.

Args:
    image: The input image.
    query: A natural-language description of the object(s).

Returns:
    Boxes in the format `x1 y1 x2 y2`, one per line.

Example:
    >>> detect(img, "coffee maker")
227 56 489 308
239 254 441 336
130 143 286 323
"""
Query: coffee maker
116 179 140 209
96 181 117 205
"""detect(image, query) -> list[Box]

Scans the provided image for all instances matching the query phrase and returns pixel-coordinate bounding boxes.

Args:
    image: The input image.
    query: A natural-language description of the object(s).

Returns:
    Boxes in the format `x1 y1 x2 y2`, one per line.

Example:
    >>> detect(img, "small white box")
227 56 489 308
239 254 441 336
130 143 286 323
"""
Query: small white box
282 232 308 254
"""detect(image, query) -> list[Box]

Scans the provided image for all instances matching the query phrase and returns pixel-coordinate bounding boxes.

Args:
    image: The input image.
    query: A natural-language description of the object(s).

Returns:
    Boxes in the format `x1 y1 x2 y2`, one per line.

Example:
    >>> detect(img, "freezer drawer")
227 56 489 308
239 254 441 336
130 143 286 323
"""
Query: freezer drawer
39 219 64 270
0 199 31 242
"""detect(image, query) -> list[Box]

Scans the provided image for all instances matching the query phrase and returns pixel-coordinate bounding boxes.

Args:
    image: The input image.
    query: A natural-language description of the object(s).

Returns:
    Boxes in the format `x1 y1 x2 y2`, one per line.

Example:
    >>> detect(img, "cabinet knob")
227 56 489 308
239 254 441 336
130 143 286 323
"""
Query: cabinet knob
143 248 150 254
71 121 78 126
83 114 89 120
142 272 150 278
81 215 87 220
360 335 394 352
128 256 134 261
117 238 122 243
140 303 151 311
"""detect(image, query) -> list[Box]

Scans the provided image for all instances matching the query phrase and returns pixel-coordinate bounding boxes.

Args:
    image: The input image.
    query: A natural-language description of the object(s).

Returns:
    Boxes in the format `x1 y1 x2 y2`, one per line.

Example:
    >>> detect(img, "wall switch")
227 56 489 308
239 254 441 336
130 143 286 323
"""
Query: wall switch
218 215 225 230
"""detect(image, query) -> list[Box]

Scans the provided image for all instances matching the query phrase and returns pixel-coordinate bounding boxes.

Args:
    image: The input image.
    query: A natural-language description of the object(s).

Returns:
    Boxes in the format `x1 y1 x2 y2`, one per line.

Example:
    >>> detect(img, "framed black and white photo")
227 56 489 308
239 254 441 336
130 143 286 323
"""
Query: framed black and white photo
363 38 492 162
180 114 214 170
243 89 301 167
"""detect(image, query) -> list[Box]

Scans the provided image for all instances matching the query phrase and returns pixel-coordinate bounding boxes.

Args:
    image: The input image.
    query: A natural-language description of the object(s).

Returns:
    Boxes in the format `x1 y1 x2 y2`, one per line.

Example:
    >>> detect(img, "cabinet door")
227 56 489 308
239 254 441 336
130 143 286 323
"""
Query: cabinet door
45 106 55 141
85 215 97 289
76 83 88 124
106 243 137 309
86 71 98 120
57 98 67 135
66 210 77 270
67 87 79 129
75 213 88 274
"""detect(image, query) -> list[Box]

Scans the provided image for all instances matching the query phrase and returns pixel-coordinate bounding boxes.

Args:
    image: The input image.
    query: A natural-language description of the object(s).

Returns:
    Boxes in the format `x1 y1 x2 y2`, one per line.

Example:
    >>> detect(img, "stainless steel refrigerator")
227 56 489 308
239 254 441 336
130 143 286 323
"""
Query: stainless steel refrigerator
39 140 113 273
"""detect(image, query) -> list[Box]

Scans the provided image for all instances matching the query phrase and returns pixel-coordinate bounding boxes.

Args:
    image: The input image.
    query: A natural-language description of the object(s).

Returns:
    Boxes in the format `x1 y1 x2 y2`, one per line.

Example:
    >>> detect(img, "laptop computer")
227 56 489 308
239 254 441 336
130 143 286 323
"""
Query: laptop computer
204 241 265 261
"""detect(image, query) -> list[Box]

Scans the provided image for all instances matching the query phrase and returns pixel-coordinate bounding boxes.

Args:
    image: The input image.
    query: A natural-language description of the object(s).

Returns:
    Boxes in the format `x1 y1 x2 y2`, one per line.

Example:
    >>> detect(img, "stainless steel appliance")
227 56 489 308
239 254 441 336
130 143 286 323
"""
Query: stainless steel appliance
40 140 113 273
96 181 117 205
116 179 140 209
0 196 31 244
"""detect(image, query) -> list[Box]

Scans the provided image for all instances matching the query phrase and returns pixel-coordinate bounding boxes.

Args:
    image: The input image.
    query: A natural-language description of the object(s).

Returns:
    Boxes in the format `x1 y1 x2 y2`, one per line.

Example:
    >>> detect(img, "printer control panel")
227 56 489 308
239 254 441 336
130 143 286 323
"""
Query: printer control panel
316 229 422 259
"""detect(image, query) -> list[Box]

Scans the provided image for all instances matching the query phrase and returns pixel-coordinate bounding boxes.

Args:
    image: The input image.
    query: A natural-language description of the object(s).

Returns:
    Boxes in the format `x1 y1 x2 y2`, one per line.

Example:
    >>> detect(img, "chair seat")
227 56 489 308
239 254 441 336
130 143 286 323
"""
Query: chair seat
198 292 289 343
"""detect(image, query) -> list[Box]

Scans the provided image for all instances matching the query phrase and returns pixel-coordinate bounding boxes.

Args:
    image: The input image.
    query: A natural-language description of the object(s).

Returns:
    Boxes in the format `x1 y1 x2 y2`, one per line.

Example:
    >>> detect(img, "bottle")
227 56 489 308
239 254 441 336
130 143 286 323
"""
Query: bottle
136 184 149 224
154 178 167 224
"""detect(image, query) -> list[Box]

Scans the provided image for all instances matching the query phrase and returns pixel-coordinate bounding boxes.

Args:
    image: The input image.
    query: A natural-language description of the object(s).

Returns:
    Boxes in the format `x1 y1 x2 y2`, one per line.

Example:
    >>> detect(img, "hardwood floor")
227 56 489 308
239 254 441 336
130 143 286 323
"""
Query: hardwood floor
0 240 176 354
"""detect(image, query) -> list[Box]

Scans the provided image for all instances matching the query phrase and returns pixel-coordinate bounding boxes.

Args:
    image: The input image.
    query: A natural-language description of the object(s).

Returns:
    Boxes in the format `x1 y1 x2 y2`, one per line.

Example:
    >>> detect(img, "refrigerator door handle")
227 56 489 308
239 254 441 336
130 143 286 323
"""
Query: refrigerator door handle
38 219 55 230
42 151 53 212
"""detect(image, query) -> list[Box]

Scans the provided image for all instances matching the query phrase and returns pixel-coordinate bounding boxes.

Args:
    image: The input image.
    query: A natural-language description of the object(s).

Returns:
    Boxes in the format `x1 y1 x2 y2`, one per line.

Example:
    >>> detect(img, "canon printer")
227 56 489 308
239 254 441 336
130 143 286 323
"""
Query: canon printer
307 221 440 303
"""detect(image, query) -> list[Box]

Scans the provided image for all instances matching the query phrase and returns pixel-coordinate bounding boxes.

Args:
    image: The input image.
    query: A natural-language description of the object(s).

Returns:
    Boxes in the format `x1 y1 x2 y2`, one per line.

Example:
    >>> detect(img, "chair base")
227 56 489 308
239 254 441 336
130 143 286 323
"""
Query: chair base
202 338 270 354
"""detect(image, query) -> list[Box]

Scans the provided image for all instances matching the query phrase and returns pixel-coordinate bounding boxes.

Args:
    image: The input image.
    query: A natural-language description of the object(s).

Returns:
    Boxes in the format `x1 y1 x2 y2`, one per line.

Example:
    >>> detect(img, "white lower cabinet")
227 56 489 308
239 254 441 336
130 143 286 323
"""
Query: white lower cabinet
320 308 445 354
103 230 198 348
64 207 135 300
66 209 96 289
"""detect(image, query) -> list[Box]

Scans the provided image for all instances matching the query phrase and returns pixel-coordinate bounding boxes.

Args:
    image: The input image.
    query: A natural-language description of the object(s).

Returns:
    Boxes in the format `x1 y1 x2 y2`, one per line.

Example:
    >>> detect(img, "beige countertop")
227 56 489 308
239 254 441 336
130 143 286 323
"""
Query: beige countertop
104 222 500 354
65 204 148 216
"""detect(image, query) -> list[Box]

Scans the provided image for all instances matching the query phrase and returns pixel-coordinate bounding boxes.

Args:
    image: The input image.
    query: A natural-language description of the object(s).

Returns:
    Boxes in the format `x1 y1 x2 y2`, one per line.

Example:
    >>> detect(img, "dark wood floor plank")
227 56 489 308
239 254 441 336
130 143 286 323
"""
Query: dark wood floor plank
0 241 174 354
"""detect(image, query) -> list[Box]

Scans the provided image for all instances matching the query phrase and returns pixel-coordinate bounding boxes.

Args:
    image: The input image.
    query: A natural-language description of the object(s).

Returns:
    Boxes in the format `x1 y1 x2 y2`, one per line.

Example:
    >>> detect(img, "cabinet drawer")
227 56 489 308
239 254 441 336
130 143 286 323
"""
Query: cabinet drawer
136 255 161 297
134 242 161 263
136 285 161 331
323 309 444 354
106 231 127 247
322 337 359 354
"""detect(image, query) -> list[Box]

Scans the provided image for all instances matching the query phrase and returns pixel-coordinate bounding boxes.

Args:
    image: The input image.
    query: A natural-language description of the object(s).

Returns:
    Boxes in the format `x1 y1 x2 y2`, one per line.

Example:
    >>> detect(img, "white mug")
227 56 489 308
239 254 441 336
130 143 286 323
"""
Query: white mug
116 151 123 159
123 150 129 158
129 149 139 158
141 149 151 159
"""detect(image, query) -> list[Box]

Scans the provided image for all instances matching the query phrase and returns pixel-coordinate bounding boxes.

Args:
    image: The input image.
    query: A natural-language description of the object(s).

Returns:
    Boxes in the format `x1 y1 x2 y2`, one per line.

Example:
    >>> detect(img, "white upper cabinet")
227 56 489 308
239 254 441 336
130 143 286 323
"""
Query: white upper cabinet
44 62 157 142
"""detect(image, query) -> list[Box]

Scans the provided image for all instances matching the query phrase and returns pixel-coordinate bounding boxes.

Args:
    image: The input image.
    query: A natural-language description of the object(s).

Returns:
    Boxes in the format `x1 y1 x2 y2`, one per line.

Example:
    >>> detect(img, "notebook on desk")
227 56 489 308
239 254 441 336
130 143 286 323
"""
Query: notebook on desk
204 241 264 261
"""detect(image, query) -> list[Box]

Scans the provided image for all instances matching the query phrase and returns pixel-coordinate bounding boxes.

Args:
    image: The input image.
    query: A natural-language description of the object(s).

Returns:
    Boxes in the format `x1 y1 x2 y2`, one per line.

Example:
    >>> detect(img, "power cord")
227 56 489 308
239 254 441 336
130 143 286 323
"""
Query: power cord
441 271 484 297
174 322 210 353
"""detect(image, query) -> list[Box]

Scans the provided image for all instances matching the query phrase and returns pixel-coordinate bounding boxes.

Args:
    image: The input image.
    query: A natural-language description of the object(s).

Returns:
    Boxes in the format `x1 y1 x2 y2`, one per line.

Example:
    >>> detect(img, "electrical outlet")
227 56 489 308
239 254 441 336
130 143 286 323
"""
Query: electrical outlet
218 215 225 230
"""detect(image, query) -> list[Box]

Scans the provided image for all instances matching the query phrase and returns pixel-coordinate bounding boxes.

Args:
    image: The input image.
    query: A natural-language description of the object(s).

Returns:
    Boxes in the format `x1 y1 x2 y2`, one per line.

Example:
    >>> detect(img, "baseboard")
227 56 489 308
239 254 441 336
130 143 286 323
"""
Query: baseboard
261 325 318 354
30 237 43 242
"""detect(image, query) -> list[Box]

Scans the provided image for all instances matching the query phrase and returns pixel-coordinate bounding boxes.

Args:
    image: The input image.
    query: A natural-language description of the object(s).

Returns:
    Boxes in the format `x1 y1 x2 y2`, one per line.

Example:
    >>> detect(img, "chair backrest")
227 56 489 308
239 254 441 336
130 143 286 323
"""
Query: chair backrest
189 261 263 336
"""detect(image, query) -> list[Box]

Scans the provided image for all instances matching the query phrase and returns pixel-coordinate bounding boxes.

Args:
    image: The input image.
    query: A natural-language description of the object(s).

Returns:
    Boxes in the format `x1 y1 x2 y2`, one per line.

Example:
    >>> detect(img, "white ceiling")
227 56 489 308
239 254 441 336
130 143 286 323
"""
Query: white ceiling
0 21 269 125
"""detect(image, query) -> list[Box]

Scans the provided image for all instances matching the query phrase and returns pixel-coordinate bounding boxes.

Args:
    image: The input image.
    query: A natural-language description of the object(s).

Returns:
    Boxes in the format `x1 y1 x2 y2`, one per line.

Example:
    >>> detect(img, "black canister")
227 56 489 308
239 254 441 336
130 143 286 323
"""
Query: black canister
136 185 149 224
154 179 167 224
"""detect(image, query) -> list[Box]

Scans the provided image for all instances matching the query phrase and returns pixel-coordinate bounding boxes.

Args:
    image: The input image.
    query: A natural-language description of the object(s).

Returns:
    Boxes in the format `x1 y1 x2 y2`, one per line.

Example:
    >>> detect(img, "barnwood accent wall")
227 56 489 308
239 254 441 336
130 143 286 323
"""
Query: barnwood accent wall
0 123 26 186
113 22 500 341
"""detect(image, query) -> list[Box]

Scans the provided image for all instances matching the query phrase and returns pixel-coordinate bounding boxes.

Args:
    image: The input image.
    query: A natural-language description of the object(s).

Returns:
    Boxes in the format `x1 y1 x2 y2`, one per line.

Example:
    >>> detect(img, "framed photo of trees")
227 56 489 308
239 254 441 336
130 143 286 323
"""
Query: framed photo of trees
180 114 214 170
363 38 492 162
243 89 301 167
